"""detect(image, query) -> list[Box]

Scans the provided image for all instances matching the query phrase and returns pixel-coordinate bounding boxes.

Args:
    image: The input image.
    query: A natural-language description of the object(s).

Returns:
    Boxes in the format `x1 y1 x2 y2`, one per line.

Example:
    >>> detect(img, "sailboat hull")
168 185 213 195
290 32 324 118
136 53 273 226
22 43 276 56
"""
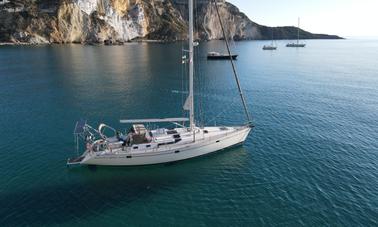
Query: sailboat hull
79 126 251 166
286 43 306 47
263 46 277 50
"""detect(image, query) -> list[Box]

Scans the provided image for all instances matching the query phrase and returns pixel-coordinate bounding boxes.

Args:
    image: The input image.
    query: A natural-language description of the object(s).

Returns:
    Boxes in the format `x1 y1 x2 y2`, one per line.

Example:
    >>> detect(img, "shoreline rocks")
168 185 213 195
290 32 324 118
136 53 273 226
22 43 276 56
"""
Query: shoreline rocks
0 0 343 45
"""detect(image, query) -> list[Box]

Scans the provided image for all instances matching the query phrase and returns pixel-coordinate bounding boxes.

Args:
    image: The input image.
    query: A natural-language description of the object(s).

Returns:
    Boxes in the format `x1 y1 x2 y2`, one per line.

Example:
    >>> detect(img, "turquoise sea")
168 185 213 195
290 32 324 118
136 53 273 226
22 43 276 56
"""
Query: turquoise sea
0 39 377 226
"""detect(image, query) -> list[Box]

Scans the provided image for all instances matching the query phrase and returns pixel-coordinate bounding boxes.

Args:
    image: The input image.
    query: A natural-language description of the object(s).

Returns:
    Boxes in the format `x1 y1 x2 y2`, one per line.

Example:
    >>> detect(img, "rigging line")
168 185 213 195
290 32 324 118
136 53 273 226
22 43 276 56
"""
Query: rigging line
222 10 234 50
198 26 205 125
194 0 204 127
194 0 199 125
212 0 252 125
181 43 185 118
185 53 189 120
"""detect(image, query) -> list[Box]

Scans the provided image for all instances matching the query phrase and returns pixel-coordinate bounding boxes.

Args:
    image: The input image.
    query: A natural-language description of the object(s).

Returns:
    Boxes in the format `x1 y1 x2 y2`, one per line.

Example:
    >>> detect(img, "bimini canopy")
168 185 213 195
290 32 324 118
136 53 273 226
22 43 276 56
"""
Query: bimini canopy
98 124 117 138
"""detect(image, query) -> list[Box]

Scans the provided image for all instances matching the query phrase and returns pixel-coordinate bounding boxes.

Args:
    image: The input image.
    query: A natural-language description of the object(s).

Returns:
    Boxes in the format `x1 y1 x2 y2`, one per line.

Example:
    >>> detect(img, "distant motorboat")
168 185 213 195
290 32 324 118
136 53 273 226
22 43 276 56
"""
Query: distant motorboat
287 17 306 48
207 52 238 60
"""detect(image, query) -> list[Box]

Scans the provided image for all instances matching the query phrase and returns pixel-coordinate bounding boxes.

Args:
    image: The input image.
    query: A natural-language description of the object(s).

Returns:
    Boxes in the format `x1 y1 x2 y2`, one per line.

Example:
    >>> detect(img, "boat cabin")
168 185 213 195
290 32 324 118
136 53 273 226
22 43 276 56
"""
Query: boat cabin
127 124 152 144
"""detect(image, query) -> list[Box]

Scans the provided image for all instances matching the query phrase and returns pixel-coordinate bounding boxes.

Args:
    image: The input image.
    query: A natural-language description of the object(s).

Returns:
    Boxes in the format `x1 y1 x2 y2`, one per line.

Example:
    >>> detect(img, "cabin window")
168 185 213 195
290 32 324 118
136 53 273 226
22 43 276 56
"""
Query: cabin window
127 155 132 158
216 140 220 143
146 145 151 148
158 141 175 147
175 150 180 153
133 146 138 149
174 138 182 143
204 130 209 134
167 130 178 135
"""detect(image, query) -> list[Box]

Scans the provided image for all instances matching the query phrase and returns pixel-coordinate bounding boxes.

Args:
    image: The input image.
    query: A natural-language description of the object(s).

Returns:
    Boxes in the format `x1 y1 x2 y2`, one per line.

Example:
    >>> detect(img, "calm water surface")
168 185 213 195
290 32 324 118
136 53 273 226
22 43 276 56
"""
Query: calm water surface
0 39 377 226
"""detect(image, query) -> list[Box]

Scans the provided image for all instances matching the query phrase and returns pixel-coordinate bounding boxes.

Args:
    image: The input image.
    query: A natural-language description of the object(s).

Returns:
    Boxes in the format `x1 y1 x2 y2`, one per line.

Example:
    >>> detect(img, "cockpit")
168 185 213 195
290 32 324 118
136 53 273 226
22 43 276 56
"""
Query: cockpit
126 124 152 145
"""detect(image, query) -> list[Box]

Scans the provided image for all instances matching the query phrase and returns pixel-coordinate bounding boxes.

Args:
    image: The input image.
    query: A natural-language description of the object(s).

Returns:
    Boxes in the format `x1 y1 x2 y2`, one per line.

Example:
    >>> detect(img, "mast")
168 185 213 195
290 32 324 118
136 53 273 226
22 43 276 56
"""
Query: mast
297 17 300 44
188 0 195 130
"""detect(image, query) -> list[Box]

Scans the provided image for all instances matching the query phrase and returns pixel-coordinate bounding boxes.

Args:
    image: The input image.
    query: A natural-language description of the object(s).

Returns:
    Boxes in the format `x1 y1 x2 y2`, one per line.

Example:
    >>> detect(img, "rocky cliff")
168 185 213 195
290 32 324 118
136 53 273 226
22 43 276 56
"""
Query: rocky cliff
0 0 342 44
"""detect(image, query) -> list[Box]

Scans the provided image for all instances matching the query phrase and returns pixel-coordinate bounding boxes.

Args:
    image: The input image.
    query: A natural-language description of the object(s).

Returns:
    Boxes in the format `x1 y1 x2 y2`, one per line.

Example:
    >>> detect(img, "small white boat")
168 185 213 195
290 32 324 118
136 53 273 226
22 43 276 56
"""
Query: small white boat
67 0 253 166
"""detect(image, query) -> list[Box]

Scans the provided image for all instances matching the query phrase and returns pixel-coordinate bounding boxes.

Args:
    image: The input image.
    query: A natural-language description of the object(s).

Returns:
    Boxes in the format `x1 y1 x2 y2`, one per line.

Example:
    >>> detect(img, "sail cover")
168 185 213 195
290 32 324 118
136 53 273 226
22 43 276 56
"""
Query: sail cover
183 96 191 111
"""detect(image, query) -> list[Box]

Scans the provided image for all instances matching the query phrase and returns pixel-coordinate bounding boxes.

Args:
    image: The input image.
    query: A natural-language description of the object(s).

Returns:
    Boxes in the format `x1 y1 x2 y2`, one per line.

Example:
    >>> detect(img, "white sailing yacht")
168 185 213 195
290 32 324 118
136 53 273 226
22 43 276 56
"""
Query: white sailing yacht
286 18 306 47
67 0 253 166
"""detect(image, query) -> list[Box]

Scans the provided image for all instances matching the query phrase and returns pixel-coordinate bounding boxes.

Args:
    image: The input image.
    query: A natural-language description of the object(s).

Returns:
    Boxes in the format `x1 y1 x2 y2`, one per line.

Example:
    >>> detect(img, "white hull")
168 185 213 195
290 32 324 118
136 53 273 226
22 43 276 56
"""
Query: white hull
79 126 251 166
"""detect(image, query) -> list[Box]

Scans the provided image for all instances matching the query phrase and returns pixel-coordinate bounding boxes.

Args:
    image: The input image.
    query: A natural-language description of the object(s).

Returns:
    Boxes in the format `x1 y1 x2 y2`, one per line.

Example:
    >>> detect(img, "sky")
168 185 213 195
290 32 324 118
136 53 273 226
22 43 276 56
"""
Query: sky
227 0 378 37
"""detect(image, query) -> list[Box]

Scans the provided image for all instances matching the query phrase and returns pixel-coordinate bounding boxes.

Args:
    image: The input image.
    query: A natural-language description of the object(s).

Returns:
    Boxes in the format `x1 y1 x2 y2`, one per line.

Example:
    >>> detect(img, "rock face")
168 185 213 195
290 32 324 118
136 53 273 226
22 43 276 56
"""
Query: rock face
0 0 342 44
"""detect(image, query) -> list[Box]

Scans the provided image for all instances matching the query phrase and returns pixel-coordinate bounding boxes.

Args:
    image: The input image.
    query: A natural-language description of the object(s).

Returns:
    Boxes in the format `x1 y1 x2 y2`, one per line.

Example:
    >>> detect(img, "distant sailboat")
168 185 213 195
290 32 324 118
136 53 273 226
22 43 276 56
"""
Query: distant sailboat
263 28 277 50
286 18 306 47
